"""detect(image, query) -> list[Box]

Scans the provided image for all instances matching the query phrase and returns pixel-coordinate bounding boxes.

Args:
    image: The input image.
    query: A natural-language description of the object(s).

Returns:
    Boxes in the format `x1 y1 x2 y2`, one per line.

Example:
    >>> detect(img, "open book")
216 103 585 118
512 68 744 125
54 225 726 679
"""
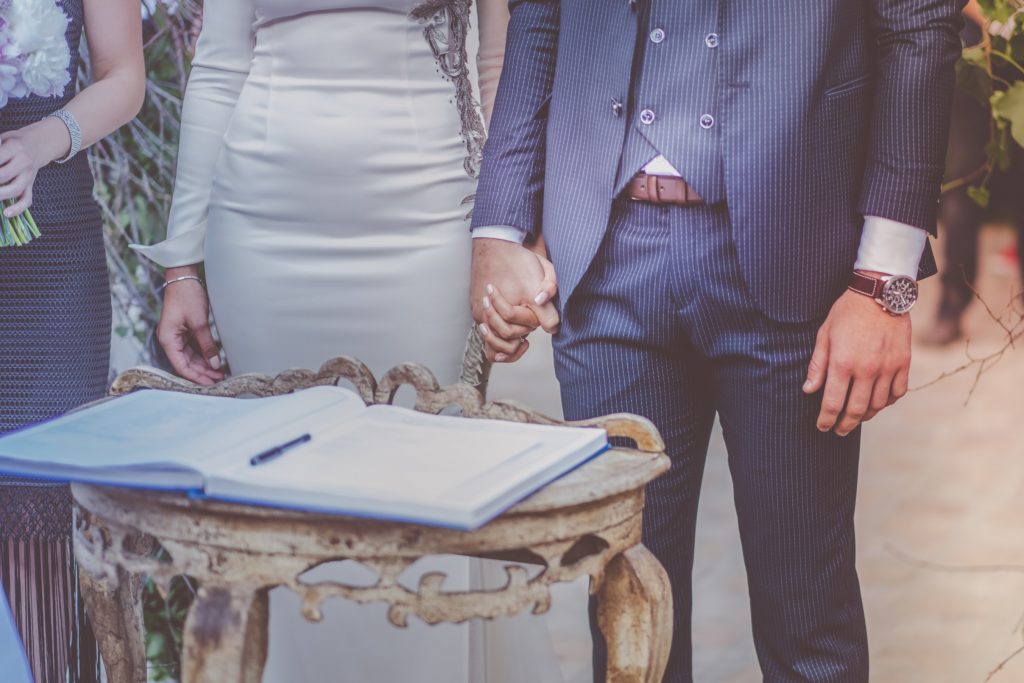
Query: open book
0 387 607 530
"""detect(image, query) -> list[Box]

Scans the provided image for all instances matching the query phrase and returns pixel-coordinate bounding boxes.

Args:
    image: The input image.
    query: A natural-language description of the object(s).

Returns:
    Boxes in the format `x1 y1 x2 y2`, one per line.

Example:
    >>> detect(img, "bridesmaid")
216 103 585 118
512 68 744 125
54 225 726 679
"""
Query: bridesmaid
0 1 143 682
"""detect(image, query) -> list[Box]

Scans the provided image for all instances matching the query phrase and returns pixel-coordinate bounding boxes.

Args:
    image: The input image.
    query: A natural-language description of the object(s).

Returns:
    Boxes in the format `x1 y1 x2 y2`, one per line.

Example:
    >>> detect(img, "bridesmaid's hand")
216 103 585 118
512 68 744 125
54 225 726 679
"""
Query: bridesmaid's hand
158 267 225 386
0 117 78 217
0 134 42 218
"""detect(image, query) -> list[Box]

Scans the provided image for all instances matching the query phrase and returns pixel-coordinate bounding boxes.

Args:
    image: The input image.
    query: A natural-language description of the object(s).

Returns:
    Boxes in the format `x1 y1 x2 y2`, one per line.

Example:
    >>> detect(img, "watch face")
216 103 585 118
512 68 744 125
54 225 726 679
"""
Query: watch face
881 275 918 314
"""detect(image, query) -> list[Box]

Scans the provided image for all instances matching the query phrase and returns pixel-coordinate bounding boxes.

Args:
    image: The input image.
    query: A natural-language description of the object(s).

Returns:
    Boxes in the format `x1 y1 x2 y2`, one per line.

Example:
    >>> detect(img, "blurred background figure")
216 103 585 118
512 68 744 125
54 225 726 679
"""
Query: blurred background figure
925 0 1024 345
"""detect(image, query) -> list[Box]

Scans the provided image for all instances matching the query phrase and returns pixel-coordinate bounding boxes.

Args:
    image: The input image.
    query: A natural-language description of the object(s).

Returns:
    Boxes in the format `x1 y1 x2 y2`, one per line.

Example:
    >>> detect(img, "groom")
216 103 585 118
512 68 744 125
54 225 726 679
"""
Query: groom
470 1 964 681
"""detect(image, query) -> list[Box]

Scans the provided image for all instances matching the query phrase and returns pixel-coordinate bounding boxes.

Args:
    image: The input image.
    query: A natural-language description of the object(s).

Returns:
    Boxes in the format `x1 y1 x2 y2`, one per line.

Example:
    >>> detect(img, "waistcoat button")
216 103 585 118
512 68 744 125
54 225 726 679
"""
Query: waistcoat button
650 28 666 44
705 33 720 48
640 109 656 125
700 113 715 129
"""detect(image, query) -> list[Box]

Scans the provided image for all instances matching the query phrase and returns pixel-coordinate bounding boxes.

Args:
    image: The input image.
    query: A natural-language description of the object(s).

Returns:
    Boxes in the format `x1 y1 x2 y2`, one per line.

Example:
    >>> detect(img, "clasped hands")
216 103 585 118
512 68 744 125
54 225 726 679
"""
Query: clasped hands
470 238 559 363
471 241 913 438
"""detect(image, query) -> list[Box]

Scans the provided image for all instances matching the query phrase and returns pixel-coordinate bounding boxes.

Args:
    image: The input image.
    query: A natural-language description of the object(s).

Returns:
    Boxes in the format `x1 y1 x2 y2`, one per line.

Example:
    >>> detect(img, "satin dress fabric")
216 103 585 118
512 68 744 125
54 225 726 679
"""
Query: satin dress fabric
133 1 573 681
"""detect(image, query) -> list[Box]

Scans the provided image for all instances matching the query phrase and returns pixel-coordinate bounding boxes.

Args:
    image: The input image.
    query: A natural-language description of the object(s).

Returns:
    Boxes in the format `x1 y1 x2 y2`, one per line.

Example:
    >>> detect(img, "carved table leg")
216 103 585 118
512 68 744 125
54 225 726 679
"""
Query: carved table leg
78 565 147 683
596 545 673 683
182 586 270 683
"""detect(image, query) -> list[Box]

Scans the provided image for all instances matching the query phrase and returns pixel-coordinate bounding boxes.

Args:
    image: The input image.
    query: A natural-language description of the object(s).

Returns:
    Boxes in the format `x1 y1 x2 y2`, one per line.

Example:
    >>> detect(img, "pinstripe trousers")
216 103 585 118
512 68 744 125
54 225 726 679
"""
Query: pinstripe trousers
553 198 869 683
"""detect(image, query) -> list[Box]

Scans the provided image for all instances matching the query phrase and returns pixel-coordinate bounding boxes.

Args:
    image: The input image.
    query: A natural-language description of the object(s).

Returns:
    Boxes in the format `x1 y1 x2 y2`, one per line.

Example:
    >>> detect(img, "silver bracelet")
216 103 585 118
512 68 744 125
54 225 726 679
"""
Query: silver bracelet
47 109 82 164
161 275 205 292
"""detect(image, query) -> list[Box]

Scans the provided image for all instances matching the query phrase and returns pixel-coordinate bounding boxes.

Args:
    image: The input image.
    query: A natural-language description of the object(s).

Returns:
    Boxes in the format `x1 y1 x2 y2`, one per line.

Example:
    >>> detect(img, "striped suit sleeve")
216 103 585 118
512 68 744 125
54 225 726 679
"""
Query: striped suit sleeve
857 0 965 235
470 0 560 239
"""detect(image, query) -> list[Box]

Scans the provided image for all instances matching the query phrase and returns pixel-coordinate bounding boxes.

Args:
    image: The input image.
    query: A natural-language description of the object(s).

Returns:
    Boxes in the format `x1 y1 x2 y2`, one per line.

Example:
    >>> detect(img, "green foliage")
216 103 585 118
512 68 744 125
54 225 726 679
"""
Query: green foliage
968 184 991 207
142 571 198 682
992 81 1024 148
952 2 1024 202
980 0 1020 23
89 0 201 353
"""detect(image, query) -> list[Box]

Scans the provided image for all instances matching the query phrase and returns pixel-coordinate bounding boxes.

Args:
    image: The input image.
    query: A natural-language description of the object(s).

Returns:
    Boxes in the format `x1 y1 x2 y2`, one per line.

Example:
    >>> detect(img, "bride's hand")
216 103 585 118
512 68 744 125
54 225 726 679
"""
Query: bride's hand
0 133 43 217
157 267 225 386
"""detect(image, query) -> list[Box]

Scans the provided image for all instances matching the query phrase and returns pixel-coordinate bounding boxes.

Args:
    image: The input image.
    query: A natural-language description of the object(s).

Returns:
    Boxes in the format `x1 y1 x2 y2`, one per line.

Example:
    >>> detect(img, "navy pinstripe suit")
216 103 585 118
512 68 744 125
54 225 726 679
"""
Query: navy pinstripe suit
472 1 963 681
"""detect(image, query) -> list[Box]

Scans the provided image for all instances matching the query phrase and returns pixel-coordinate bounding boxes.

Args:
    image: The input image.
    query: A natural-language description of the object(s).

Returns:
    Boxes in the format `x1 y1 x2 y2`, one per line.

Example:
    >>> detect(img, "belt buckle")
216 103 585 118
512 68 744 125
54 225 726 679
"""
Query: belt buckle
631 174 663 204
646 175 663 204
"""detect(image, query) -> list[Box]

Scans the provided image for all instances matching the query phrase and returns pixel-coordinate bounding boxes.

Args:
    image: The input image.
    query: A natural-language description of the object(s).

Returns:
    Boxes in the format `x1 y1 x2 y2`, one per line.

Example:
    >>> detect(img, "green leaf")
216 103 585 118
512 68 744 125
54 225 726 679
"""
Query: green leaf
146 632 166 659
986 127 1013 172
979 0 1016 23
968 185 991 208
991 81 1024 149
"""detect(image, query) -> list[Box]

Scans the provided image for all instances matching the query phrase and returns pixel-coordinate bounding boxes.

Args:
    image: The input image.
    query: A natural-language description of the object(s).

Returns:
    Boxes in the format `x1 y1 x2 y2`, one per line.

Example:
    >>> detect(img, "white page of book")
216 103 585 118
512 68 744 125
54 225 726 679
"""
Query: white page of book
219 404 601 512
0 386 365 480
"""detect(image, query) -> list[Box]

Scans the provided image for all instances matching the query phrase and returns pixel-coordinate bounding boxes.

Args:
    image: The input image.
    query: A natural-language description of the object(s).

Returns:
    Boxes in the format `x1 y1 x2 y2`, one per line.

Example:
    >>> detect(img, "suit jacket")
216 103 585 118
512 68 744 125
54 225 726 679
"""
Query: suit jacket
472 0 964 322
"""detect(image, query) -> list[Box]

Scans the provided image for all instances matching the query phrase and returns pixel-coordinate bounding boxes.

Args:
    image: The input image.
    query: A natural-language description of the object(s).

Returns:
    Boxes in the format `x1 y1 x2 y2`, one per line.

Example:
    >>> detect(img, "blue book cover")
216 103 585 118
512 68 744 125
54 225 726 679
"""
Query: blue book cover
0 590 32 683
0 386 608 530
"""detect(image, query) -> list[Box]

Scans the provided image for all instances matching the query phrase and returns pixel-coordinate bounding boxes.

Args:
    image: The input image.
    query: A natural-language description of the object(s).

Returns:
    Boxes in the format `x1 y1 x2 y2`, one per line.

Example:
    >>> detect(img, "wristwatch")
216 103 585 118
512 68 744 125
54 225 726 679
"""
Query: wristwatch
848 271 919 315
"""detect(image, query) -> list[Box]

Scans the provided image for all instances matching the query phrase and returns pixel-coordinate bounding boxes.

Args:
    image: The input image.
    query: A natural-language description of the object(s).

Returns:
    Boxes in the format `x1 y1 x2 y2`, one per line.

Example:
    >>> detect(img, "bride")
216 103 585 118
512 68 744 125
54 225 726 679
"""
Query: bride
133 1 571 681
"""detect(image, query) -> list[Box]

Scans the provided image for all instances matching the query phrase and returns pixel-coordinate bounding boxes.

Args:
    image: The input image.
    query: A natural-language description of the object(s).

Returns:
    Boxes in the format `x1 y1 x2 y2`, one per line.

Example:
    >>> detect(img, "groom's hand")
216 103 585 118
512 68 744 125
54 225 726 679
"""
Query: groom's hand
470 238 559 363
803 279 912 437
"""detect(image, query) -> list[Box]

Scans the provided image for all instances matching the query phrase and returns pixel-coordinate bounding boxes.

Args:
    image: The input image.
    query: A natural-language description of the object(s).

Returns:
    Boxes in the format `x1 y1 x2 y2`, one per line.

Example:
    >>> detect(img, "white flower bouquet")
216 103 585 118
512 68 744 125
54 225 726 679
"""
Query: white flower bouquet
0 0 71 246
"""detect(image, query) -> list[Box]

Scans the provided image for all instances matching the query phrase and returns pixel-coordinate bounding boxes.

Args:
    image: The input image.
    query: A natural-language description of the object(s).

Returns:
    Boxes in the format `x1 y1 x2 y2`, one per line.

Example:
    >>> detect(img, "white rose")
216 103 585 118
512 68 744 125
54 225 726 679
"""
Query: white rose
4 0 70 98
21 40 69 96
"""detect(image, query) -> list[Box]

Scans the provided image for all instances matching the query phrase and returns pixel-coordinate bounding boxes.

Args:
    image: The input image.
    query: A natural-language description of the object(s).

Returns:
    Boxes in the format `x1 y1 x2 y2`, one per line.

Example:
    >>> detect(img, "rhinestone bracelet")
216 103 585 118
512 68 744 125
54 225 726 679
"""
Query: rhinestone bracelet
47 109 82 164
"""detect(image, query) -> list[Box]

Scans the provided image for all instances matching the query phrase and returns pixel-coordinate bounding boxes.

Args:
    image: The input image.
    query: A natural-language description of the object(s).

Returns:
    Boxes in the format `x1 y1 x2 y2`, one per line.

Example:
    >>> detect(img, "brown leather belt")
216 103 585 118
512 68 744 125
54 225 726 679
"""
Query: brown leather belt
625 173 704 206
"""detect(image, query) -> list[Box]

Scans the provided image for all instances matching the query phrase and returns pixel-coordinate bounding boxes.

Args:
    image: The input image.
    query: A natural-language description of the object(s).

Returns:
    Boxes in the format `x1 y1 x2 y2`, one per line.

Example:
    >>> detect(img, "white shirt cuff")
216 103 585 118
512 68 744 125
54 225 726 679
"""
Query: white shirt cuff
471 225 527 244
853 216 928 279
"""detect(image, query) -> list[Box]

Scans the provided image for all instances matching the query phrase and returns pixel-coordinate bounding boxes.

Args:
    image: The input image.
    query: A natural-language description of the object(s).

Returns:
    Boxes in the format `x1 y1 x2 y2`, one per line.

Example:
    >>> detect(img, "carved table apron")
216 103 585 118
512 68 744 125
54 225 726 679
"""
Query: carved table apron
71 358 673 683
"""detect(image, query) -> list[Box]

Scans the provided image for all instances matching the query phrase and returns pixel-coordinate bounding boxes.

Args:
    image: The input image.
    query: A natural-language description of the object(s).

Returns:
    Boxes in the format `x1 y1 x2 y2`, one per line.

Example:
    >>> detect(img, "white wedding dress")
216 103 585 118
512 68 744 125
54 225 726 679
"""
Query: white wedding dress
133 1 581 681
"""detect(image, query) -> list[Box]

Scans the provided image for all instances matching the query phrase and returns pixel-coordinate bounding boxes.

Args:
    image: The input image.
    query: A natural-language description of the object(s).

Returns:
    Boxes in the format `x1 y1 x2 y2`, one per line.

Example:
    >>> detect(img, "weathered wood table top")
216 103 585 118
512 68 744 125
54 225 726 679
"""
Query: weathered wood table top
72 358 673 683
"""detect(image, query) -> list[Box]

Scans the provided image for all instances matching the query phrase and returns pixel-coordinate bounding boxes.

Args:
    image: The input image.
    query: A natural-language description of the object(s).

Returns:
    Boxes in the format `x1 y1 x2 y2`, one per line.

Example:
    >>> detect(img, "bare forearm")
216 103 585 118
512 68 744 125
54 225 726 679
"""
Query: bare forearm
7 68 144 169
963 0 986 28
64 69 145 151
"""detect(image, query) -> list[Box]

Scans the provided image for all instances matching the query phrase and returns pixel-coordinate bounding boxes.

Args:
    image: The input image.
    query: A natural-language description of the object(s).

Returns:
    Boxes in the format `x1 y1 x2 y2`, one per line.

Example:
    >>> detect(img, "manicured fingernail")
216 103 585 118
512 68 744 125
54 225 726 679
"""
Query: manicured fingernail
486 284 495 295
534 291 550 305
803 380 812 391
478 323 490 336
482 296 490 309
495 353 508 362
208 356 222 370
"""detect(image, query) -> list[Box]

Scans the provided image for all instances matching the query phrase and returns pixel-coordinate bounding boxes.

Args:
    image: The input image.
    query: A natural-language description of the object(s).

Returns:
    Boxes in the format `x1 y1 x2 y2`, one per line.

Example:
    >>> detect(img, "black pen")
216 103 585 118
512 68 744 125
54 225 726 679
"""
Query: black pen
249 433 312 466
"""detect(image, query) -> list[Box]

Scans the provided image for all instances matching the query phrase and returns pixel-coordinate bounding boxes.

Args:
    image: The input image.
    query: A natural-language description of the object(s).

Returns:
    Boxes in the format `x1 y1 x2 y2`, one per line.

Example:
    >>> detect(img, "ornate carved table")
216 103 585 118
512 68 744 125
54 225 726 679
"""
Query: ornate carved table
72 358 672 683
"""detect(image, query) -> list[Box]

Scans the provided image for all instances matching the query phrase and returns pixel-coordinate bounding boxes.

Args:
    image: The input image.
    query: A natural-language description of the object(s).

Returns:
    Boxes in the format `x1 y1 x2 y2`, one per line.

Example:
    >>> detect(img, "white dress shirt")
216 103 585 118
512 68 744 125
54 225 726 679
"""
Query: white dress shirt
472 155 928 279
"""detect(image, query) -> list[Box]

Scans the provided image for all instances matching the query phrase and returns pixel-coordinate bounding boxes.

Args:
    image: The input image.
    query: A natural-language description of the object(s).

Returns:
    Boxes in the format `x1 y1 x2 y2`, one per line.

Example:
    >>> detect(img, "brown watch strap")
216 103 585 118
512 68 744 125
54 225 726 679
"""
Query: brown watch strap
848 271 883 299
